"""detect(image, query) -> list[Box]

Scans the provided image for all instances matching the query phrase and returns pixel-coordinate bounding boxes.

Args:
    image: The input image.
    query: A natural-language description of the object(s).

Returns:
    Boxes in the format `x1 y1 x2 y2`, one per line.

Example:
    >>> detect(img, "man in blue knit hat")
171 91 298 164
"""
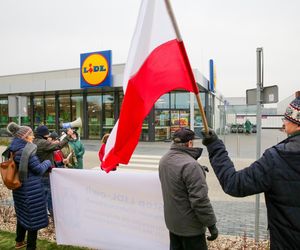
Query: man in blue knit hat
201 92 300 249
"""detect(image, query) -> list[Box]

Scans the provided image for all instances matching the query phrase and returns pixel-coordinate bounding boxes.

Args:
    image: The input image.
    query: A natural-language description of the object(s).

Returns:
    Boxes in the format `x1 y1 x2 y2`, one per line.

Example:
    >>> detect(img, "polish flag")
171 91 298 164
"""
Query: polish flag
101 0 199 172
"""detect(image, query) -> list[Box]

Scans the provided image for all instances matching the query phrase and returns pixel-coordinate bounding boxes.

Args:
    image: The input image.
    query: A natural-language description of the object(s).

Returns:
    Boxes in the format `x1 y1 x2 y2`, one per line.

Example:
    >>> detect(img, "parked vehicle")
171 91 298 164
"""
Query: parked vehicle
231 124 238 133
216 125 230 135
237 124 244 133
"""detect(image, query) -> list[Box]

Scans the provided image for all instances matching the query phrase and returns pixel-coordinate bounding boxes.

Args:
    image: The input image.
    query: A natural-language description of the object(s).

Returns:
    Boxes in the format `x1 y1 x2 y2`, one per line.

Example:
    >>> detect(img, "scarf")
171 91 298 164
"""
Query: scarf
19 142 37 181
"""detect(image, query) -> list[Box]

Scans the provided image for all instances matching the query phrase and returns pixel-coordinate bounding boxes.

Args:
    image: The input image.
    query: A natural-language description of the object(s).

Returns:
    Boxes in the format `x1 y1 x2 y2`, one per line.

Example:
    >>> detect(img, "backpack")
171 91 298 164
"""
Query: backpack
0 151 21 190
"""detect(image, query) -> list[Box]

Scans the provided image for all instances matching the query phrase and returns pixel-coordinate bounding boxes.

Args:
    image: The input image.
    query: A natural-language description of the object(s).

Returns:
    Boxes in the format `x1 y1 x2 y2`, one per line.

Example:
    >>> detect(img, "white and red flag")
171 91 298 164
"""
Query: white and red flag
101 0 199 172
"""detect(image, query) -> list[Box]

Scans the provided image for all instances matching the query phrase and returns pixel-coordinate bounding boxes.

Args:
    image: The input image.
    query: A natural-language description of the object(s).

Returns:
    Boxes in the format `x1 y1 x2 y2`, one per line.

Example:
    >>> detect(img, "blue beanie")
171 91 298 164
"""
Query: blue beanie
35 125 50 137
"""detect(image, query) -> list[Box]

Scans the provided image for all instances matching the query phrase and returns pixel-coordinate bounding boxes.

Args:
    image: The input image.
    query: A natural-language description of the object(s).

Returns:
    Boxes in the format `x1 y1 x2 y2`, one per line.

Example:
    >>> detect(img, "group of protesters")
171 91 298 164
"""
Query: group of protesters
2 93 300 250
3 123 85 250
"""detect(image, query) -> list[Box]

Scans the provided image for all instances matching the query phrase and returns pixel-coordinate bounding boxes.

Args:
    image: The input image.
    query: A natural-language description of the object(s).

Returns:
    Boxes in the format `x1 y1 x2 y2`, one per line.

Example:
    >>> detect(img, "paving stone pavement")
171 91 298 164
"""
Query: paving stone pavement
82 129 286 240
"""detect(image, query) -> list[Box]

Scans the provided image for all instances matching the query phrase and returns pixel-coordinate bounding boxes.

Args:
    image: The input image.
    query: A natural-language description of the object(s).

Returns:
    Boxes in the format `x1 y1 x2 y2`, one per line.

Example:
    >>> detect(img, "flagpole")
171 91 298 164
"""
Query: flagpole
164 0 209 133
195 93 209 133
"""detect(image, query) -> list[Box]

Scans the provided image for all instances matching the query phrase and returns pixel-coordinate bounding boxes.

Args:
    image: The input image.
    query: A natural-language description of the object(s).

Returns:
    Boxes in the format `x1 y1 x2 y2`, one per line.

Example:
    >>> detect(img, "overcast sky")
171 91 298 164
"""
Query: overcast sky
1 0 299 101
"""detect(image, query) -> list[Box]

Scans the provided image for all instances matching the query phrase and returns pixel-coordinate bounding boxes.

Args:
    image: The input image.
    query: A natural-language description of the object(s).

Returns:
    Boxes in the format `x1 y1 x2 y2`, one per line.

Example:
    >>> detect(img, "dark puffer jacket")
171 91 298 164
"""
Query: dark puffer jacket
206 133 300 249
9 138 51 231
159 144 217 236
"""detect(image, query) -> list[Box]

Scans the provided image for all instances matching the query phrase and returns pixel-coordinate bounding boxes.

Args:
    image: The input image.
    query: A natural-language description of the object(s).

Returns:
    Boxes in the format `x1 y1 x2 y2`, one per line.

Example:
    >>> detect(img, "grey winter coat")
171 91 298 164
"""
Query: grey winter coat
206 132 300 249
9 138 51 230
159 144 217 236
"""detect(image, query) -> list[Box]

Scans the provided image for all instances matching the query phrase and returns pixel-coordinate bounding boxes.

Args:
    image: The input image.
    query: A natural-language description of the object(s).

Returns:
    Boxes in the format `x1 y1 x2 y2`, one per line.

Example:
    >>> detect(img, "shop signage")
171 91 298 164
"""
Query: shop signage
80 50 112 88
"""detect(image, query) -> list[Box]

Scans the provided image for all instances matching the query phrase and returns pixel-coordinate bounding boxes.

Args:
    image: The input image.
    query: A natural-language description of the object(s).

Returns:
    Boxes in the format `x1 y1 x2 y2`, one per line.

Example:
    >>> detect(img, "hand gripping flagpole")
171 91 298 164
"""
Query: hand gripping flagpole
164 0 209 134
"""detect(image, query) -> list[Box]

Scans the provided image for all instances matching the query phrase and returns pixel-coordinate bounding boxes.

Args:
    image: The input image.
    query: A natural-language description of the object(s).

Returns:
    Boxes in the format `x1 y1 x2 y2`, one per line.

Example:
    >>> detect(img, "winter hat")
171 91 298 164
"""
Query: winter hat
7 122 33 139
284 96 300 125
49 131 59 140
35 125 50 137
172 127 195 143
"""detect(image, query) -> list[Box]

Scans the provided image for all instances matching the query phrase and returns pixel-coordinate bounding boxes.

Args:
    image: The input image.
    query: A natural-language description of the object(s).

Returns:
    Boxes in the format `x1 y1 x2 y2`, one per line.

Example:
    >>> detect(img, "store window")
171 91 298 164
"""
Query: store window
59 95 71 124
0 98 9 136
155 110 170 140
170 110 190 135
87 94 102 139
71 95 84 137
155 93 170 109
141 115 149 141
171 92 189 109
118 91 124 112
194 92 206 137
45 95 56 131
21 97 31 126
102 92 114 135
33 96 44 129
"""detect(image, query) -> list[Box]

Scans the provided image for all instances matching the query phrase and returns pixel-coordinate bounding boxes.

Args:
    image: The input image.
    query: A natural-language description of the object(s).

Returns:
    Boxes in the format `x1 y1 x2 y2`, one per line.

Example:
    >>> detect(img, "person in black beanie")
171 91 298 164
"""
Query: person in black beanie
159 127 218 250
201 93 300 249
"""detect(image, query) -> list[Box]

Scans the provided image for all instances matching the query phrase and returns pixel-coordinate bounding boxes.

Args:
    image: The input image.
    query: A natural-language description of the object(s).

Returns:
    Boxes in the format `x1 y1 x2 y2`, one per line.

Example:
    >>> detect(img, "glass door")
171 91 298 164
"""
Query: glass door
170 110 190 137
155 110 170 141
87 95 102 139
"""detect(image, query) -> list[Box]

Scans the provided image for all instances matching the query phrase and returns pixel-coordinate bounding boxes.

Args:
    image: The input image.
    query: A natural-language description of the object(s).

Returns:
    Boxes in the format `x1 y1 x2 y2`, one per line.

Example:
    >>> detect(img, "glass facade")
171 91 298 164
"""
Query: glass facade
0 89 211 141
33 96 44 129
0 98 9 136
102 92 114 135
59 95 71 124
87 94 102 139
153 91 208 141
71 95 84 137
45 95 56 131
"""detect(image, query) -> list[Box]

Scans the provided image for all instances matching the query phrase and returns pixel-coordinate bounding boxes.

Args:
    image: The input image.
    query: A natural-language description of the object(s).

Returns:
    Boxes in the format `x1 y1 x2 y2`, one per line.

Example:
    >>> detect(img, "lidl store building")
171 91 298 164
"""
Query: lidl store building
0 56 223 141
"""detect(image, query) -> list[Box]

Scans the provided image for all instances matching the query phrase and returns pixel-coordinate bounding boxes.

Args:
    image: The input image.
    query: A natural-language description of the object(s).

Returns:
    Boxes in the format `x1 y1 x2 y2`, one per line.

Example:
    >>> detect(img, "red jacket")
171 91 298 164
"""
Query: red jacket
53 150 64 167
98 144 105 163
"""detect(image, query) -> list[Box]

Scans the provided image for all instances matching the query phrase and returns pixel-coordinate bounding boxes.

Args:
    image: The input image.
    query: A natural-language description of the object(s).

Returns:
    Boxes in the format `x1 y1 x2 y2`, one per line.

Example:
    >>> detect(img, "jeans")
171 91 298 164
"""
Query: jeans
169 231 207 250
16 221 38 250
42 176 52 216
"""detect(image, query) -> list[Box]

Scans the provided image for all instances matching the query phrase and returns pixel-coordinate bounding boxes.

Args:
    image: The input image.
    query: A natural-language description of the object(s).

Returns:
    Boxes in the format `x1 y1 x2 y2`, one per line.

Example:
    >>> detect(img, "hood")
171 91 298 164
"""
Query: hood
275 133 300 171
170 143 203 160
8 137 27 152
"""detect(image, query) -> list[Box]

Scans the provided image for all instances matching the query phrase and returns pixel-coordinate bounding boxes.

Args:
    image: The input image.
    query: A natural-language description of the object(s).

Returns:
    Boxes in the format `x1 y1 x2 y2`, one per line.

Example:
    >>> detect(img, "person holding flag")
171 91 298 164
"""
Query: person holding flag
201 93 300 249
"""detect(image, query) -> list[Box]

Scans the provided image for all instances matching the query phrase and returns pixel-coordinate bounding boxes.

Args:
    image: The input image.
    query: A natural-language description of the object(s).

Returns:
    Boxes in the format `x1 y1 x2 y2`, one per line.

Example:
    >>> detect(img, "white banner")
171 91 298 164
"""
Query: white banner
50 169 169 250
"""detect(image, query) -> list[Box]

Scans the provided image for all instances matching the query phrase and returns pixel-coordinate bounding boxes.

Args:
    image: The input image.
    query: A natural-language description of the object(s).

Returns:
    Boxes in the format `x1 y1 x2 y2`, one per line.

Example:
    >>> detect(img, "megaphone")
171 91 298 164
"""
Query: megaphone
61 117 82 129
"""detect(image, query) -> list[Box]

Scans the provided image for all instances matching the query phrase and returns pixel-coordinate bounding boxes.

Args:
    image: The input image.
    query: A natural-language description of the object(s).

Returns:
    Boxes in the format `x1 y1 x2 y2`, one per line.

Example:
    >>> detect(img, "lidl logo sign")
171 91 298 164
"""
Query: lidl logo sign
80 50 112 88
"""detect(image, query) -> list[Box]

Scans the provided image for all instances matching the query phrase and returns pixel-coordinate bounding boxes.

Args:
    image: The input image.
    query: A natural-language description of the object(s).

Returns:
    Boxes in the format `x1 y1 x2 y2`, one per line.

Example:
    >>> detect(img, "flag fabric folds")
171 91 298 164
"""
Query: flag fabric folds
101 0 199 172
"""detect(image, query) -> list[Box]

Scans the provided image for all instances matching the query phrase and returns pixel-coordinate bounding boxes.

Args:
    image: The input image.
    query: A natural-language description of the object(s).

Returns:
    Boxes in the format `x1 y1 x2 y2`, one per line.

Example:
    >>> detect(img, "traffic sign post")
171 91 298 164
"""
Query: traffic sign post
248 48 279 243
8 96 28 125
254 47 263 243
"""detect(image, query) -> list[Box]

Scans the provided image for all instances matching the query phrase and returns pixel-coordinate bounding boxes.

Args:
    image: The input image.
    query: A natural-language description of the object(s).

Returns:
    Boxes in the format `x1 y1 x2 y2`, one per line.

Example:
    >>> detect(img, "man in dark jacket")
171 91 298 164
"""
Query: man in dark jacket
33 125 71 216
159 128 218 250
201 94 300 249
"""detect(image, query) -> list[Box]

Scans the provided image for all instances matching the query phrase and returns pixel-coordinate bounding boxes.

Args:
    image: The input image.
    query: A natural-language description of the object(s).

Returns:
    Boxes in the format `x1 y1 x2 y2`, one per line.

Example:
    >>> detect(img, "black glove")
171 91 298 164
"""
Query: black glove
201 128 218 146
207 224 218 241
47 165 55 173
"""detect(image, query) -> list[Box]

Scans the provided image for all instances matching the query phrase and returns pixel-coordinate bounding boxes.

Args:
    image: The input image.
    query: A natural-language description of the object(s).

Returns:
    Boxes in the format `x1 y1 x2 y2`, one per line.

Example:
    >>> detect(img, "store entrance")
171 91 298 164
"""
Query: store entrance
170 110 190 137
154 109 190 141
